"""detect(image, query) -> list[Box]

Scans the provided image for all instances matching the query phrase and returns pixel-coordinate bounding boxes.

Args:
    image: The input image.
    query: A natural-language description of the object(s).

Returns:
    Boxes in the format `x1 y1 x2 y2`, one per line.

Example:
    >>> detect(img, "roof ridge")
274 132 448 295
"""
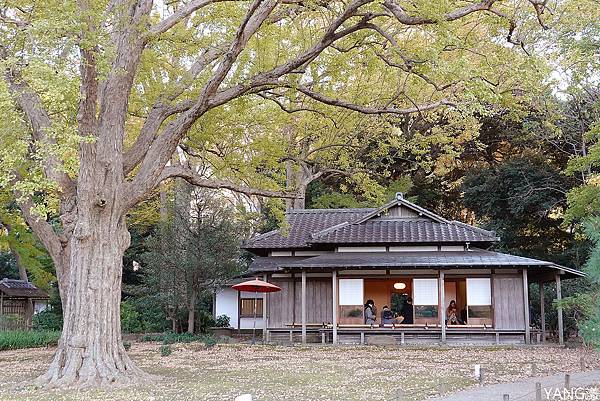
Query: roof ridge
311 222 351 239
286 207 375 214
450 220 498 238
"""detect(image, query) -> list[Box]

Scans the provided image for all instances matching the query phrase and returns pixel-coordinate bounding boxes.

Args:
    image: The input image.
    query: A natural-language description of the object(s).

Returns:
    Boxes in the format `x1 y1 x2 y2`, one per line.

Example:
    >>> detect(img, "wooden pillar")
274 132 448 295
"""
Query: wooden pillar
301 270 307 344
332 270 338 345
439 270 446 343
556 272 564 345
263 274 268 343
539 282 546 343
236 290 241 333
522 268 530 344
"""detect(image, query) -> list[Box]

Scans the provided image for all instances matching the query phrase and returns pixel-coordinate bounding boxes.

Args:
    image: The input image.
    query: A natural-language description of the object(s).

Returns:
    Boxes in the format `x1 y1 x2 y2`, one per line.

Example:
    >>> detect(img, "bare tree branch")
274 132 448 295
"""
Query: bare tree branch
383 0 498 25
148 0 231 37
159 165 298 199
293 84 455 115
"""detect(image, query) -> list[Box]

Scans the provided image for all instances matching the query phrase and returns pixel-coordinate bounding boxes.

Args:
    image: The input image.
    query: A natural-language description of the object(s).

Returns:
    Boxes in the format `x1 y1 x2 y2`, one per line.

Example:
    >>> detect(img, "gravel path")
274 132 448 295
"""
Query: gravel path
430 370 600 401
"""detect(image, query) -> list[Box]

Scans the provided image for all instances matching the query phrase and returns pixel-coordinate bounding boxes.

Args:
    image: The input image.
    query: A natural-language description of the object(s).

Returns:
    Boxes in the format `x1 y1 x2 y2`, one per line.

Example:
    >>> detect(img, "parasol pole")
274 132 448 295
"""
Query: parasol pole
252 289 257 345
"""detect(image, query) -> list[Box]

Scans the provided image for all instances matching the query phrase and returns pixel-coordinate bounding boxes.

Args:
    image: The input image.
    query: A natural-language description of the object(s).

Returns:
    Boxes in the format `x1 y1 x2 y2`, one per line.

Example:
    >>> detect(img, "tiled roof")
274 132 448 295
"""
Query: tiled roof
245 208 373 249
310 219 498 244
279 250 555 268
244 206 498 250
246 256 310 273
0 279 49 299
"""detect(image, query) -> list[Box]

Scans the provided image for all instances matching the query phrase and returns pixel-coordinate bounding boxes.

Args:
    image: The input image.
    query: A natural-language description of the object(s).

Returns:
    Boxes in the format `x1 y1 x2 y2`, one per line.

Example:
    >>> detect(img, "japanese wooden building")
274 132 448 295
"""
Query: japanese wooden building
215 193 584 345
0 279 49 330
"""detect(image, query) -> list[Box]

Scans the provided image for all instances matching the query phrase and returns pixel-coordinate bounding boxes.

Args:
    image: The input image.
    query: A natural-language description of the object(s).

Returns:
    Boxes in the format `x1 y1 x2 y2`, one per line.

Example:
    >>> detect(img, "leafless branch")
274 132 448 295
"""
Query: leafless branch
158 165 298 199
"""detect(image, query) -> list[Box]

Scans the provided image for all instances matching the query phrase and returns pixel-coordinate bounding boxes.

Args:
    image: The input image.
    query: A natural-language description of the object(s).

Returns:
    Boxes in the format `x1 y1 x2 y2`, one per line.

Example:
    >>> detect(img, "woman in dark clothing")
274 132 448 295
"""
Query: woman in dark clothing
381 305 395 325
364 299 376 325
400 297 414 324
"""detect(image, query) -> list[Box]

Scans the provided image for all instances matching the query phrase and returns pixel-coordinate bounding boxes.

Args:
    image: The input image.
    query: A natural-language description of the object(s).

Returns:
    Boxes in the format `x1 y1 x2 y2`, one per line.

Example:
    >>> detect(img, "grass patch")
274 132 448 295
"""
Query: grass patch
0 330 61 351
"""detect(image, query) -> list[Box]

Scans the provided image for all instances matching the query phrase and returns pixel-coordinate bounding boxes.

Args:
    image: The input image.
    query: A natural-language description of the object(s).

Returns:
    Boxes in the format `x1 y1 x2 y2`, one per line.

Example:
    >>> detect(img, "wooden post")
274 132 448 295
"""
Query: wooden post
332 270 338 345
565 373 571 389
439 270 446 343
556 272 564 345
400 331 405 345
522 268 530 344
236 290 241 334
539 282 546 343
263 274 268 343
301 270 307 344
360 332 365 345
535 382 542 401
321 331 326 344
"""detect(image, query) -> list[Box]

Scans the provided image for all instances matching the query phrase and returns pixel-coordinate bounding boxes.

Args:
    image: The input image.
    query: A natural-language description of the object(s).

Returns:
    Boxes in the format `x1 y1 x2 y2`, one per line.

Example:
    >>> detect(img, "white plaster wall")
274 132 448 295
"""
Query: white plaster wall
215 288 239 329
215 288 265 330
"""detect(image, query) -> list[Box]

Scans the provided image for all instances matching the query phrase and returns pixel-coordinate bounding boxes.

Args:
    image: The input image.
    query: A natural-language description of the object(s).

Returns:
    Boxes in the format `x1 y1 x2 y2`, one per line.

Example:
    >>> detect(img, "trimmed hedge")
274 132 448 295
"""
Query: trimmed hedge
0 330 61 351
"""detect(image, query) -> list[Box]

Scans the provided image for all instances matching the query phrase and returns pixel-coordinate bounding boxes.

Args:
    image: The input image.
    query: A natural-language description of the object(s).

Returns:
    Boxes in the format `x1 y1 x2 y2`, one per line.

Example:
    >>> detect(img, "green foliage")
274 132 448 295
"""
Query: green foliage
123 341 132 351
32 310 63 331
0 330 60 351
139 185 244 333
160 344 172 357
196 311 215 334
562 218 600 347
214 315 230 328
462 156 580 264
120 300 143 334
309 192 366 209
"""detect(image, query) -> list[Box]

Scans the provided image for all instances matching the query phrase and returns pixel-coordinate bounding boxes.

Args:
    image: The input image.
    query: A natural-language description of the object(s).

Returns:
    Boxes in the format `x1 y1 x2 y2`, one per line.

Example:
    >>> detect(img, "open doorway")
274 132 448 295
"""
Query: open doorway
445 279 467 324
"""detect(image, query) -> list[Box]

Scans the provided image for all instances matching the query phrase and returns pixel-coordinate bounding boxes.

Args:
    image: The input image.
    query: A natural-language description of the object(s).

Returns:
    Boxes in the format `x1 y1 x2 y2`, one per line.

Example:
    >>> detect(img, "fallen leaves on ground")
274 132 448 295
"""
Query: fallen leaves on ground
0 343 597 401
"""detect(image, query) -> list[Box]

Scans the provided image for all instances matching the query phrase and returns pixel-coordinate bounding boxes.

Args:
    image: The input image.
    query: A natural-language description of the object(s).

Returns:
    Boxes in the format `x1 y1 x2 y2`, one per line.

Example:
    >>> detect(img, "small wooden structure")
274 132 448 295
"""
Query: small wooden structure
216 193 585 345
0 279 49 330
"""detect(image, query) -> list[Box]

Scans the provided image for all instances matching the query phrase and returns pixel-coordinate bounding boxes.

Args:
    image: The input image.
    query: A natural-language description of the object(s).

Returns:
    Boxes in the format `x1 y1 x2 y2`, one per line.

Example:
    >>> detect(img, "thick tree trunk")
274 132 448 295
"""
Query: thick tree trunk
36 217 148 388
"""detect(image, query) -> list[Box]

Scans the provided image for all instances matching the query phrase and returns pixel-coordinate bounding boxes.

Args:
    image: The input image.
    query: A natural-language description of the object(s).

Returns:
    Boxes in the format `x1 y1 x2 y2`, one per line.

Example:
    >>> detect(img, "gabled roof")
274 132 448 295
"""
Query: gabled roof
0 279 49 299
244 195 498 250
309 219 498 244
245 208 373 249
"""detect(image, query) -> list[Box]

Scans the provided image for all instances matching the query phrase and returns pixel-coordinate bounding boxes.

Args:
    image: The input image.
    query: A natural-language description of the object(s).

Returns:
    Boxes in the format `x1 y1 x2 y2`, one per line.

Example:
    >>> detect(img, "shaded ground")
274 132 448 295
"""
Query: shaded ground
0 343 598 401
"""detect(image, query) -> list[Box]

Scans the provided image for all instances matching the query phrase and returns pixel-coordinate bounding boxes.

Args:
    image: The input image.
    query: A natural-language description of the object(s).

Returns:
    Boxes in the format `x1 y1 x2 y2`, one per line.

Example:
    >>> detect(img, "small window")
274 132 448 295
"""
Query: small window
240 298 263 318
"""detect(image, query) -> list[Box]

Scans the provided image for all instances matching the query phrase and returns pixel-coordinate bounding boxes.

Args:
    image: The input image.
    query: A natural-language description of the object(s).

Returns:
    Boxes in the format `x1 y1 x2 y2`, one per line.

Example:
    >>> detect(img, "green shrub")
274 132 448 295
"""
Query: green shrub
32 310 63 331
214 314 230 327
196 311 215 333
123 341 132 351
0 331 61 351
120 300 143 333
160 344 172 357
201 334 218 348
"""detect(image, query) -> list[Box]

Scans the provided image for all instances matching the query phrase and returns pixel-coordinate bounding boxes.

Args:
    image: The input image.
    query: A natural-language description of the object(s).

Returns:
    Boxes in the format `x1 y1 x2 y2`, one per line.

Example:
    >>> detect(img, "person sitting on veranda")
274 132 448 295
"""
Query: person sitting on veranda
399 297 414 324
364 299 376 325
381 305 395 325
446 300 465 325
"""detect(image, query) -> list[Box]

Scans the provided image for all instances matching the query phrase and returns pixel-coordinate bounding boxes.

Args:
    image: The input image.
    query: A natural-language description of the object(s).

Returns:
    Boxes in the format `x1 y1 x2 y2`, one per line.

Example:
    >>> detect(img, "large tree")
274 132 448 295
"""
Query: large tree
0 0 570 389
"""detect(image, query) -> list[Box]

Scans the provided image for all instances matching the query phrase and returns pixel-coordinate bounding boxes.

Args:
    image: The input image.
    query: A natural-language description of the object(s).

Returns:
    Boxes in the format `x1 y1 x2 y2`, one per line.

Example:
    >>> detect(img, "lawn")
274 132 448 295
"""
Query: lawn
0 342 598 401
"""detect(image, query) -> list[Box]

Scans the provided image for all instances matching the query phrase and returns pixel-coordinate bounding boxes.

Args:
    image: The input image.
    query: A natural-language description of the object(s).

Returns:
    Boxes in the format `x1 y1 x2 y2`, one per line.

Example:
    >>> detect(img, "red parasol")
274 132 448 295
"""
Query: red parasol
232 278 282 293
232 278 281 344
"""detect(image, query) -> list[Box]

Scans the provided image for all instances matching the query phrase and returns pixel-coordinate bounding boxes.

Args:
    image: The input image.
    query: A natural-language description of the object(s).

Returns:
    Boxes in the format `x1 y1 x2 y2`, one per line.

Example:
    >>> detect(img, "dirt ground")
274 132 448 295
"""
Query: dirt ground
0 342 598 401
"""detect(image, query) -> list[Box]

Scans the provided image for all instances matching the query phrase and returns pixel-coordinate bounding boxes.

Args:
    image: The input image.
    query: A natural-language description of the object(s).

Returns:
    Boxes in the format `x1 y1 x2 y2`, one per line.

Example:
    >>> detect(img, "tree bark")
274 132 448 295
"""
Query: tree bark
187 289 197 334
36 217 148 388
